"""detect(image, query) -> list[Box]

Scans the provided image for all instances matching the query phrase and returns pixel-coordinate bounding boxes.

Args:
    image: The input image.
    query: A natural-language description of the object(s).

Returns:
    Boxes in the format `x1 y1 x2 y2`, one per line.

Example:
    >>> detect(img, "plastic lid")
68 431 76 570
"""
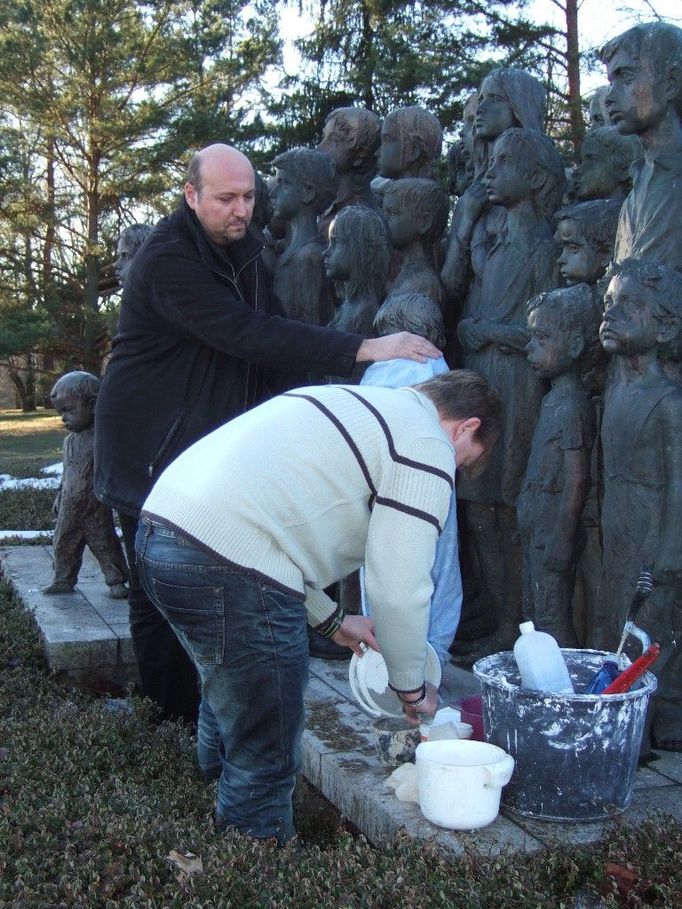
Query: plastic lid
519 621 535 634
349 643 442 718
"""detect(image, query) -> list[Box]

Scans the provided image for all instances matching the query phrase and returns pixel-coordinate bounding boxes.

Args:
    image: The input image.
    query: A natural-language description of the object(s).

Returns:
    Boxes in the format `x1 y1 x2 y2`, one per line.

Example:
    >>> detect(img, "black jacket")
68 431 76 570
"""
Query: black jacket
94 200 361 515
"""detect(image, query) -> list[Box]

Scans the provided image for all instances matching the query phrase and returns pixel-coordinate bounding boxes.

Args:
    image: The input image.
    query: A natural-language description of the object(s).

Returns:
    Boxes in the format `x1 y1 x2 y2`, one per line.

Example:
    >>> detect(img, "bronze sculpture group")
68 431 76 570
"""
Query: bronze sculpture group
47 19 682 752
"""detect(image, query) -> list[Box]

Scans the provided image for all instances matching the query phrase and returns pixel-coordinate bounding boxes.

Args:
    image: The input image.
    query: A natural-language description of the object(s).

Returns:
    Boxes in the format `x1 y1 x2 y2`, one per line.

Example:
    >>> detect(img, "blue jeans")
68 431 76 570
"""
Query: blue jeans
135 519 308 843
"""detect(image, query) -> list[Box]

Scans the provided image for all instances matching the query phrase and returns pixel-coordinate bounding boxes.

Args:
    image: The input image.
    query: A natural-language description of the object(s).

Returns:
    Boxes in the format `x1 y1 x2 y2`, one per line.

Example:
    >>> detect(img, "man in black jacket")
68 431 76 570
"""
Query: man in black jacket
94 143 439 723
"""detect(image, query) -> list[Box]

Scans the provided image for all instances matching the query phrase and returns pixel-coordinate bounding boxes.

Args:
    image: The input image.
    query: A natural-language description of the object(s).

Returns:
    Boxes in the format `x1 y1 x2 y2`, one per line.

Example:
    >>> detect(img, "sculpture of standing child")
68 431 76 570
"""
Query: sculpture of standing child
44 372 128 598
374 178 449 349
324 205 391 339
518 285 601 646
270 147 339 326
597 259 682 751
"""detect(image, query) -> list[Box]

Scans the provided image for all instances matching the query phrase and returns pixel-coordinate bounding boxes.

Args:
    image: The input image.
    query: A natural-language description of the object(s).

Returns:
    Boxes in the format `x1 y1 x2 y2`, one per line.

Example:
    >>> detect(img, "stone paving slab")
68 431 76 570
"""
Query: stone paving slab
2 543 681 854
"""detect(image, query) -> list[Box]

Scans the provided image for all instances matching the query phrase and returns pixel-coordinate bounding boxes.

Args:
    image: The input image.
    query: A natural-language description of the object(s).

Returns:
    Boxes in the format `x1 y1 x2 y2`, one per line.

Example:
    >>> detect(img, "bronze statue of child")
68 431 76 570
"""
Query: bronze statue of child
324 204 391 341
44 372 128 598
453 127 565 651
556 199 622 289
601 22 682 272
374 178 449 349
597 258 682 752
572 127 641 202
270 147 339 326
378 106 443 180
518 285 602 646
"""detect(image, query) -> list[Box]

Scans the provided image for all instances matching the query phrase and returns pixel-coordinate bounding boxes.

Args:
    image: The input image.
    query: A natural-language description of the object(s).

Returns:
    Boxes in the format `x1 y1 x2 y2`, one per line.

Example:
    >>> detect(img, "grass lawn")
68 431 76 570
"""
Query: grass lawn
0 408 64 477
0 409 63 530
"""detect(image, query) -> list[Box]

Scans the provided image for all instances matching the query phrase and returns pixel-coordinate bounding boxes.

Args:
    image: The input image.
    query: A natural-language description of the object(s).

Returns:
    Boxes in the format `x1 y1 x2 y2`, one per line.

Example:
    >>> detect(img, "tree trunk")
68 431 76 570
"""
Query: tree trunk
565 0 584 155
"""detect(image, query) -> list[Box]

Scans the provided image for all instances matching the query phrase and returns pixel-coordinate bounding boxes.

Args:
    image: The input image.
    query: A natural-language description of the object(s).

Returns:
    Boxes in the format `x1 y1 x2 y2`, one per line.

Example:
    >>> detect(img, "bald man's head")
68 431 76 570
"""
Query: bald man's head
184 144 256 246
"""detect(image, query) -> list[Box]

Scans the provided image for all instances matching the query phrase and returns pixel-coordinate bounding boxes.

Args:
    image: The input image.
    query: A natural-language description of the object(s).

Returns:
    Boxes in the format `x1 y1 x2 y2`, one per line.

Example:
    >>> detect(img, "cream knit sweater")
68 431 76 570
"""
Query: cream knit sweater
142 384 455 690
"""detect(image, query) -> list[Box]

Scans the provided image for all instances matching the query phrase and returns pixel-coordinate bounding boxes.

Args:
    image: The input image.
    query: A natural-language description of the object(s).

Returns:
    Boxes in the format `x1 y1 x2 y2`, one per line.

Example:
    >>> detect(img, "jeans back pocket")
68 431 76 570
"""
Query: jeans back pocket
151 578 225 667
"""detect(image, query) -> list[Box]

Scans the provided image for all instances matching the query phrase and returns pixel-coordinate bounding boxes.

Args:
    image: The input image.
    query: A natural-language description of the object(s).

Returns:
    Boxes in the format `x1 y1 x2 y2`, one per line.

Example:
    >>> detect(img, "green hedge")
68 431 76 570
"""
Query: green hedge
1 578 681 908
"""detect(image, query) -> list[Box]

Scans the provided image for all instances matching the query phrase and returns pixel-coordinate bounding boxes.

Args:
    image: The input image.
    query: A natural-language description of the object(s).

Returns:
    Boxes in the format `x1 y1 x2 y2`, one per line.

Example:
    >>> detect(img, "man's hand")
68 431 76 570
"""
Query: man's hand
400 680 439 726
331 614 380 656
355 332 441 364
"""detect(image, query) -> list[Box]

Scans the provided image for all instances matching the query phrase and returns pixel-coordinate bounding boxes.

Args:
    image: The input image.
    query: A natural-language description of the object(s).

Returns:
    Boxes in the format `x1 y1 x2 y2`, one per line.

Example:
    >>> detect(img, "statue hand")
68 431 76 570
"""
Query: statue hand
458 179 488 227
457 318 488 351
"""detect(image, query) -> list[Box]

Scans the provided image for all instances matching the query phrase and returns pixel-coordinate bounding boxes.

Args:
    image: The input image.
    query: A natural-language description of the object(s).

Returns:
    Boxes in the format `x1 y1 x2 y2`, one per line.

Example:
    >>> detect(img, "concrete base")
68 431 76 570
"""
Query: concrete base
2 543 681 854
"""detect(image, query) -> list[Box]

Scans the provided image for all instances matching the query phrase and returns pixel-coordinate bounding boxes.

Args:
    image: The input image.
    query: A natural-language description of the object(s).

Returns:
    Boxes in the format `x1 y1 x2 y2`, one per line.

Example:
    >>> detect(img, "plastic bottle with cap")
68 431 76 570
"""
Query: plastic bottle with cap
513 621 574 694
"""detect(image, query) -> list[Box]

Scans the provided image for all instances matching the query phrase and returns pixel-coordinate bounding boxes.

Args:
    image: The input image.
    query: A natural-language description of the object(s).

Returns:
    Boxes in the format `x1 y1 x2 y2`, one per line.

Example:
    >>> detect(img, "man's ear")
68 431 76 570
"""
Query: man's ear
184 182 198 211
451 416 481 443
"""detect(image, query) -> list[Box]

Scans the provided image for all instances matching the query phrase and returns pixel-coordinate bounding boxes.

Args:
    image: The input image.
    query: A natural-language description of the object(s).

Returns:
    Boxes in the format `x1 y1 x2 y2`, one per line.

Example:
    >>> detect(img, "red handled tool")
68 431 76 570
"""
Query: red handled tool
602 643 661 694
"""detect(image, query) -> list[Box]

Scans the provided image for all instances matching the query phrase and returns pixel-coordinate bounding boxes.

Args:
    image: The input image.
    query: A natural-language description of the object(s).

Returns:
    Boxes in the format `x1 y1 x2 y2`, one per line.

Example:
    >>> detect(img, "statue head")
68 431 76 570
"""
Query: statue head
318 107 381 176
600 258 682 357
526 284 602 378
485 128 565 216
475 68 546 141
373 291 446 349
460 91 479 155
382 178 449 250
573 127 641 201
588 86 611 129
555 199 622 286
50 371 100 433
378 106 443 179
114 223 152 286
447 141 474 197
323 204 391 300
270 147 338 221
600 22 682 136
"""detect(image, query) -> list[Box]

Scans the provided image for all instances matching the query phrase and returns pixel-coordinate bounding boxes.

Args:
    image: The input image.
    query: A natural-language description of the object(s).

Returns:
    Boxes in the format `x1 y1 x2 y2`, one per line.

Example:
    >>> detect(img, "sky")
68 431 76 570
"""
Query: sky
279 0 682 93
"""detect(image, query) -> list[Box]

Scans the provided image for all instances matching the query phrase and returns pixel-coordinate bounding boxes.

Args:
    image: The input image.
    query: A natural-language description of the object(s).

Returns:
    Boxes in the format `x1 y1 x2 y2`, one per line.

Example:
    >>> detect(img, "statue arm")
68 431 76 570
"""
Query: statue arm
441 180 487 301
544 446 590 574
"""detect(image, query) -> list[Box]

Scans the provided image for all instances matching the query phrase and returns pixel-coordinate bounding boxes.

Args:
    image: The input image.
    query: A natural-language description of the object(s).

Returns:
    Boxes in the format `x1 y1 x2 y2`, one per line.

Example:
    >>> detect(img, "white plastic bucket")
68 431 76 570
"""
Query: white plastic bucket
415 739 514 830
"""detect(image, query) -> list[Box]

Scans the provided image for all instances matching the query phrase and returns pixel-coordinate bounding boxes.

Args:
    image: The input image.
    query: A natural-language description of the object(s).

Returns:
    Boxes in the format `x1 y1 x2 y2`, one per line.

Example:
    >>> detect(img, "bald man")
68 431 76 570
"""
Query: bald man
94 143 439 723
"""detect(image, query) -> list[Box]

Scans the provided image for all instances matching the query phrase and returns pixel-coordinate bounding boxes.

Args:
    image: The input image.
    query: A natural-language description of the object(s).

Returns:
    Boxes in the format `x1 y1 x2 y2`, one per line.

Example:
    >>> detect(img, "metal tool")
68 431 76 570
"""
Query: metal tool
614 567 654 659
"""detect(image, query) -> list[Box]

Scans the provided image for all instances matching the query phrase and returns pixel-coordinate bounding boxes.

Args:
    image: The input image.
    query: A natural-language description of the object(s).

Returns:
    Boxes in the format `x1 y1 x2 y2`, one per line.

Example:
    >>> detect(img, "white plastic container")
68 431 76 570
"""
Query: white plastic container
415 740 515 829
513 621 574 694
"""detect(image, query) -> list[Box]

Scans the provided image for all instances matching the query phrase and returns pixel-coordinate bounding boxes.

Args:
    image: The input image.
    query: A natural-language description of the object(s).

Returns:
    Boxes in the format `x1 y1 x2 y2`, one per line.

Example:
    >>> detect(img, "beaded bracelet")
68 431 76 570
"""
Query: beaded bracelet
315 605 346 639
389 682 427 707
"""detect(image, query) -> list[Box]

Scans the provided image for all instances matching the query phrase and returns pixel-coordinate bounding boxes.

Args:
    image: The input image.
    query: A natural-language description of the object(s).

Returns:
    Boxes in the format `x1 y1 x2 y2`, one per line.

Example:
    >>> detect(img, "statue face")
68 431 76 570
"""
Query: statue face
382 191 418 249
53 393 94 433
475 75 515 140
600 273 659 354
485 136 528 207
574 136 615 200
556 219 603 285
323 229 352 281
378 122 403 179
526 306 574 378
461 94 478 155
318 114 355 173
605 49 668 136
589 94 608 129
114 236 136 286
271 168 303 221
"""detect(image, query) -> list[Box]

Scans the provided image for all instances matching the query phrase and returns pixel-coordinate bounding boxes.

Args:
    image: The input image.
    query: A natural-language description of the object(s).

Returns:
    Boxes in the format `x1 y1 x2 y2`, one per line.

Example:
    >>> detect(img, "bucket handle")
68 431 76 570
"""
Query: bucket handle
484 753 515 789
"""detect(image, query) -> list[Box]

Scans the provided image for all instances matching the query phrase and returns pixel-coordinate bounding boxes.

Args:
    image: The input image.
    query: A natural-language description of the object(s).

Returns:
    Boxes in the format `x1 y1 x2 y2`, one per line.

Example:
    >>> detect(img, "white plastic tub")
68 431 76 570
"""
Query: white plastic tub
415 739 514 830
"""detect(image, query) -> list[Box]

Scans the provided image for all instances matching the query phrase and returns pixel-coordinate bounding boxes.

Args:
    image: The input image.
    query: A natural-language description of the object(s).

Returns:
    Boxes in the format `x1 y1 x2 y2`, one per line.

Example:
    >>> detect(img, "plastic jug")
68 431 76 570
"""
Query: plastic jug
513 621 574 694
